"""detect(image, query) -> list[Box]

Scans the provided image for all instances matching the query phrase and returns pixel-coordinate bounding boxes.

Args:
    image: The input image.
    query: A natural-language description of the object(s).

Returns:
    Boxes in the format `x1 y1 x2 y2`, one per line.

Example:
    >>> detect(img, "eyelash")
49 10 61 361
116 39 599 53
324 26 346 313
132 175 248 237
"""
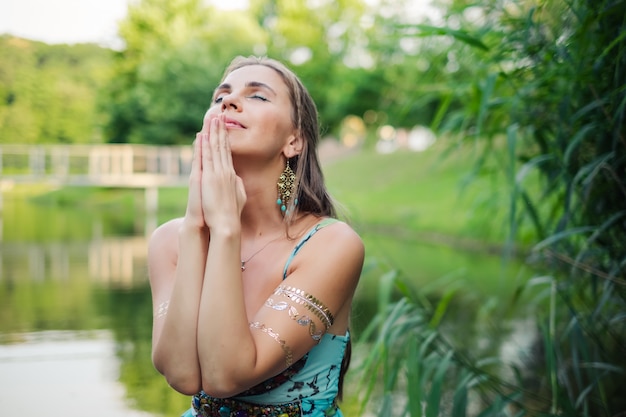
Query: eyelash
213 94 268 104
250 94 269 102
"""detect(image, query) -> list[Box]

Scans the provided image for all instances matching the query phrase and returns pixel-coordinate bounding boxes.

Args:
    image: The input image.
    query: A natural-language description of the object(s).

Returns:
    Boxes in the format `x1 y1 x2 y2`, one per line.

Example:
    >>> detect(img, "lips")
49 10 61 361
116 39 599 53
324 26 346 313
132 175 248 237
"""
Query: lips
223 117 246 129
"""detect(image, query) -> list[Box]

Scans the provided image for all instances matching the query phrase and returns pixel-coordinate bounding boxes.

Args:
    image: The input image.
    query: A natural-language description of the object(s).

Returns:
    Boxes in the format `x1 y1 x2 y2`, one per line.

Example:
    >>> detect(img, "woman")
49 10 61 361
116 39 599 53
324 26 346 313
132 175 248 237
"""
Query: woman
147 56 364 417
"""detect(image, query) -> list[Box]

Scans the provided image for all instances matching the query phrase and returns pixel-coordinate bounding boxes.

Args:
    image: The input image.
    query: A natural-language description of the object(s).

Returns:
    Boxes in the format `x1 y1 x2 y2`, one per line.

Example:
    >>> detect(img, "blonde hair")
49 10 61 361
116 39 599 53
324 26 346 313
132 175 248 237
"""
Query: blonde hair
221 56 336 223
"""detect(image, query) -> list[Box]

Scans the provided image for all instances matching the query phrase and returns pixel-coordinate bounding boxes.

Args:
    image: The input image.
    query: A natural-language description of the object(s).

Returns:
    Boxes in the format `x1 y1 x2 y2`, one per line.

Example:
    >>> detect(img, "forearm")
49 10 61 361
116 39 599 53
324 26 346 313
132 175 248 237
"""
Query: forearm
196 227 257 395
152 223 207 393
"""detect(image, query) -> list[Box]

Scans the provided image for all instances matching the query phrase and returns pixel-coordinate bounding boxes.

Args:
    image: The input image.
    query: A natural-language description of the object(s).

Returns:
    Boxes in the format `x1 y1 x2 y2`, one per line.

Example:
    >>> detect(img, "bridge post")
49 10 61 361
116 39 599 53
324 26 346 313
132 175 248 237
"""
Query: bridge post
145 186 158 236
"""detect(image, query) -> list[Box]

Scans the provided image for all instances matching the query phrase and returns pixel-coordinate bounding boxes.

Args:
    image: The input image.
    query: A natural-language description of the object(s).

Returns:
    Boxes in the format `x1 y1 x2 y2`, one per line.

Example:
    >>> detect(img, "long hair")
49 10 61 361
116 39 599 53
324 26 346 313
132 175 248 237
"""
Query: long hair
221 56 336 222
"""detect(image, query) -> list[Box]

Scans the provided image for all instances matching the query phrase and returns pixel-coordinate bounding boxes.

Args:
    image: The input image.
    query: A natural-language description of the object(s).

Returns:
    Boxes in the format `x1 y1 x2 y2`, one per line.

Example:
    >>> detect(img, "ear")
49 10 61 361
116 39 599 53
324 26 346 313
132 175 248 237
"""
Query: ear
282 132 304 158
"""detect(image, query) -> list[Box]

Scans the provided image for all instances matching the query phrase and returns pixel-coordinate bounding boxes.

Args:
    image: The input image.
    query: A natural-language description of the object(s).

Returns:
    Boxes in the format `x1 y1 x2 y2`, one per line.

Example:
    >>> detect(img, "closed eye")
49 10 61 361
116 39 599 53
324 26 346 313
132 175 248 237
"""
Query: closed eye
248 94 269 102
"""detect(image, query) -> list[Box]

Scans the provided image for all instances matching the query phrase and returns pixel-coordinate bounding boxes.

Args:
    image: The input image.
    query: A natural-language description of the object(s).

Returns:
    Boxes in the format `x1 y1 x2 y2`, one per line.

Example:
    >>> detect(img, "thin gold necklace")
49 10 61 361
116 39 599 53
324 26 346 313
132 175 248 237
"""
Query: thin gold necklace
241 234 284 271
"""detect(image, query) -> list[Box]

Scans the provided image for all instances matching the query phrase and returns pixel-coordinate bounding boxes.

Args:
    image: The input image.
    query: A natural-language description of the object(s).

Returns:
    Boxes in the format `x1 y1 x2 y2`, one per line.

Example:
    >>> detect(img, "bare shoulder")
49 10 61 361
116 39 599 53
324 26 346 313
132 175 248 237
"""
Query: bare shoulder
147 218 183 276
288 218 364 287
318 219 364 266
149 217 183 244
319 220 364 254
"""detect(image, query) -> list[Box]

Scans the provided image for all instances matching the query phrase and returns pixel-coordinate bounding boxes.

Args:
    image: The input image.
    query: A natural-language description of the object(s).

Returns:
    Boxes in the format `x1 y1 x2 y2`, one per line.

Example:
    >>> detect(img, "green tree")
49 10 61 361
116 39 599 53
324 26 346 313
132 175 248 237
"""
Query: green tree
104 0 267 144
0 36 111 144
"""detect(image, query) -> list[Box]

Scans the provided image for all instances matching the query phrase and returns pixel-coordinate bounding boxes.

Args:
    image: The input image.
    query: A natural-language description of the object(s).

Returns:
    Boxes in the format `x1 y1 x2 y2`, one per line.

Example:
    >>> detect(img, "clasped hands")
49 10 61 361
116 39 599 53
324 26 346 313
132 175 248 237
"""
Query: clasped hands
185 114 247 231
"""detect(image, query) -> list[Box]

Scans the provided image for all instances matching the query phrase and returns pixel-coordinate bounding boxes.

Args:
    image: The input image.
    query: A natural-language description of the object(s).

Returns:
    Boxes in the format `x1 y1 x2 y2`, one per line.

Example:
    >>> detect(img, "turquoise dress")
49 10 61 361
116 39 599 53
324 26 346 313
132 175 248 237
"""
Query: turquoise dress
182 218 348 417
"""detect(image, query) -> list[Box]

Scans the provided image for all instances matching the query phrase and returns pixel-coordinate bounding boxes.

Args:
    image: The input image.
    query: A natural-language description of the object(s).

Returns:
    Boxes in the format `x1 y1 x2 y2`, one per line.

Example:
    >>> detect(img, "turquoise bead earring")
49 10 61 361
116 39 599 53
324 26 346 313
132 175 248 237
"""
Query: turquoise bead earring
277 158 296 214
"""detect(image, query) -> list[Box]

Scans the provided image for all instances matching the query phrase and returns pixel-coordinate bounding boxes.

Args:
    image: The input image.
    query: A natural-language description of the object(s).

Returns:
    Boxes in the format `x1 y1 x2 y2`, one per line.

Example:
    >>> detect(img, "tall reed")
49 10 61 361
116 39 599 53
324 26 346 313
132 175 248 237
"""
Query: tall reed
356 0 625 415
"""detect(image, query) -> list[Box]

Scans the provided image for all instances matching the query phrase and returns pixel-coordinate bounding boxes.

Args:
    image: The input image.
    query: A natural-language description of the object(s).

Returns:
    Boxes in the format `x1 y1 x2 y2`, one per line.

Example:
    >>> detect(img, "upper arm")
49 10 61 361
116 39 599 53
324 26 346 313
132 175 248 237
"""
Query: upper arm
148 219 181 318
248 221 364 376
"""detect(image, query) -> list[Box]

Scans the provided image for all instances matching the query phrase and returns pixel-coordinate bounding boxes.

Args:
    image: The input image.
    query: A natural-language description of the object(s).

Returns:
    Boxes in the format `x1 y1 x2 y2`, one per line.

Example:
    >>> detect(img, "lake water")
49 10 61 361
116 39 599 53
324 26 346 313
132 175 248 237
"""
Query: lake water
0 189 535 417
0 330 153 416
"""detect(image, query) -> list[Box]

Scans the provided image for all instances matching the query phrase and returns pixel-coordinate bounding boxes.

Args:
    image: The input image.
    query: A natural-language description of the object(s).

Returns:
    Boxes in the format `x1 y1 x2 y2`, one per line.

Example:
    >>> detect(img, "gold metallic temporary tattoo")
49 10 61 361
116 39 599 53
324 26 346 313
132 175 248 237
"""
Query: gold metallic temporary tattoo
264 297 325 341
274 285 334 329
249 321 294 367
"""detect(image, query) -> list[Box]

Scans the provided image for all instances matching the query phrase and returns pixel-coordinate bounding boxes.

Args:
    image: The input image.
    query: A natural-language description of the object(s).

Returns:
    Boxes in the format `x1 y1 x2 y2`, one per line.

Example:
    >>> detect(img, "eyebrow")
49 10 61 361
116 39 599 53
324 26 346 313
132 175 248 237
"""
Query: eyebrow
214 81 277 96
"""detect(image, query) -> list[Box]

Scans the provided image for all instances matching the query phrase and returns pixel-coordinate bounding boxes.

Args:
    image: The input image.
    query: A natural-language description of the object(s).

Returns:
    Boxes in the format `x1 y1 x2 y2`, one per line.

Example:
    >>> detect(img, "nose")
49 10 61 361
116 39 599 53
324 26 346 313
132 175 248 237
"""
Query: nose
221 93 240 112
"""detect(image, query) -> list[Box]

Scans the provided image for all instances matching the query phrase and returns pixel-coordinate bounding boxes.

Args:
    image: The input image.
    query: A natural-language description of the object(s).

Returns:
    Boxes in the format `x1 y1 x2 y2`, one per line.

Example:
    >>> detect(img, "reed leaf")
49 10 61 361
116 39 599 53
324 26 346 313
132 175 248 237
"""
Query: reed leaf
450 371 472 417
425 350 453 417
399 24 489 51
406 336 423 417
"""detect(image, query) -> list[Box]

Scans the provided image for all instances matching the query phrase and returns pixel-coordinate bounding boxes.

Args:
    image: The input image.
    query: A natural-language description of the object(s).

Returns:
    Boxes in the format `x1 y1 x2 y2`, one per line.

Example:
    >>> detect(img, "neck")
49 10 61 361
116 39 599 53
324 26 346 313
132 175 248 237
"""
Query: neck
233 155 290 238
239 181 286 239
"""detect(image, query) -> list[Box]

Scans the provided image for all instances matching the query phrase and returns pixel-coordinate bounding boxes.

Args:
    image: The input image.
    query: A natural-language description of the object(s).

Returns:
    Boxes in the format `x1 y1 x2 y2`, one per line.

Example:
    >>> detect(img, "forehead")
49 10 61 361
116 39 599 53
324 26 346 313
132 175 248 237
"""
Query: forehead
222 64 290 96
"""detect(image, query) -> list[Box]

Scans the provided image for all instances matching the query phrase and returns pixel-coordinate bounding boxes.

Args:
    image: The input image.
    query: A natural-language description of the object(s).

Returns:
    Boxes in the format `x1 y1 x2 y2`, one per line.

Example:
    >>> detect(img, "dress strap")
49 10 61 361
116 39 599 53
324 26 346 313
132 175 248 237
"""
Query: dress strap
282 218 339 280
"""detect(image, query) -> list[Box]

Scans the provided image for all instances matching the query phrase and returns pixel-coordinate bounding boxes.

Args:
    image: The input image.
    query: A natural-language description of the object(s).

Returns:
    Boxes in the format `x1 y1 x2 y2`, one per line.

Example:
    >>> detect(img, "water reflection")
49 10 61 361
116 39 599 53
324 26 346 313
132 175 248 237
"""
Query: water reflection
2 238 147 286
0 330 153 417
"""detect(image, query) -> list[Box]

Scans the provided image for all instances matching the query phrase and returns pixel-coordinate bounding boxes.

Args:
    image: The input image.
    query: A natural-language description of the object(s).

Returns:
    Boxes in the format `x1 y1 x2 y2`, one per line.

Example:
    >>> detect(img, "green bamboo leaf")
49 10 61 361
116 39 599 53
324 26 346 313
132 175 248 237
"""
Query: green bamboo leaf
519 188 545 240
585 211 626 245
407 337 423 417
579 362 625 373
407 24 490 51
575 383 596 410
450 372 470 417
533 226 596 251
597 26 626 61
515 154 555 184
418 331 439 358
573 152 613 187
378 270 398 314
429 287 456 328
610 312 626 325
358 314 382 343
378 393 394 417
475 393 516 417
526 275 555 287
431 93 452 132
571 99 607 121
475 74 498 140
425 351 453 417
563 123 596 168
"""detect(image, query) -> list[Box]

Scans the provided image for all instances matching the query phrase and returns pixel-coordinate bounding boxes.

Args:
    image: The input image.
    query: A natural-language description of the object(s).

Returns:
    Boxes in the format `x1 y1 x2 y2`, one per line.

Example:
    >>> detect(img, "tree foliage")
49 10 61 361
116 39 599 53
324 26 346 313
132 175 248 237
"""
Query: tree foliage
0 36 111 144
103 0 268 144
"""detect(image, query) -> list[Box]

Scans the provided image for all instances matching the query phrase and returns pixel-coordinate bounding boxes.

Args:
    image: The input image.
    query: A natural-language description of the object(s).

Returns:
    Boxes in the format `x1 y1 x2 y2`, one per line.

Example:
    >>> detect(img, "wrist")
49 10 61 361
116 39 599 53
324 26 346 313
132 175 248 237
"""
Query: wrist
208 224 241 240
178 220 208 240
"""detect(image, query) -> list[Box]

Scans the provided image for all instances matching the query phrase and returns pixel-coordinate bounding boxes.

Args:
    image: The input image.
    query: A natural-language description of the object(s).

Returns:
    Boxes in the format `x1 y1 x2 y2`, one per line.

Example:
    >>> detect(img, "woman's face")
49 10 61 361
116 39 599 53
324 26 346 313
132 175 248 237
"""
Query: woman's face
203 64 296 158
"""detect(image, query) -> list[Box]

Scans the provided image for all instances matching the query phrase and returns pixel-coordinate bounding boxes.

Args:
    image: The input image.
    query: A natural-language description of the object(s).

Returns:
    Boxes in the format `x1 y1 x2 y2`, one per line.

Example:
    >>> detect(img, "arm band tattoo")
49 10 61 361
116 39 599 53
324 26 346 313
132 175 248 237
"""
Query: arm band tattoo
250 321 294 367
274 285 334 329
154 300 169 318
265 298 325 342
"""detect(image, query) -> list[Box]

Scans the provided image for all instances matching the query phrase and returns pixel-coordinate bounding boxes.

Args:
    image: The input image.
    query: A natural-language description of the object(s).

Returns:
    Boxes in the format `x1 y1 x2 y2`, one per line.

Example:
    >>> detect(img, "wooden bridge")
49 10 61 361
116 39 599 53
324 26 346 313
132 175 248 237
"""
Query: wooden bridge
0 144 192 187
0 144 192 216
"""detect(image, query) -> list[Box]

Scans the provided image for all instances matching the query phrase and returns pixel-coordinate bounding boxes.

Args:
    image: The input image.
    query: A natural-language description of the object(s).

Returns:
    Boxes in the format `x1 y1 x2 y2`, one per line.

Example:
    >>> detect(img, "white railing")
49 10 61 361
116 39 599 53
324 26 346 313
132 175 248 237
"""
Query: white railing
0 144 192 187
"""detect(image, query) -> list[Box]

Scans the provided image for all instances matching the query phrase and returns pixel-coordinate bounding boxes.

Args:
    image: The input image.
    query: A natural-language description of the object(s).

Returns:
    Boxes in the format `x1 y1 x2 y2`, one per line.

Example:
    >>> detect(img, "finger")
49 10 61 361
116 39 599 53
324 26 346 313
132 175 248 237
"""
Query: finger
217 115 233 171
190 134 202 179
201 130 212 174
200 111 217 133
209 117 222 173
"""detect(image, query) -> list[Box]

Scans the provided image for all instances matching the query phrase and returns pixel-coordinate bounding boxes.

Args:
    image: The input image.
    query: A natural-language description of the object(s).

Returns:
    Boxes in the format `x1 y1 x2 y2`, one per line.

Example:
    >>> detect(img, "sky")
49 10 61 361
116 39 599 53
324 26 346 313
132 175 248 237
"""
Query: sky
0 0 249 47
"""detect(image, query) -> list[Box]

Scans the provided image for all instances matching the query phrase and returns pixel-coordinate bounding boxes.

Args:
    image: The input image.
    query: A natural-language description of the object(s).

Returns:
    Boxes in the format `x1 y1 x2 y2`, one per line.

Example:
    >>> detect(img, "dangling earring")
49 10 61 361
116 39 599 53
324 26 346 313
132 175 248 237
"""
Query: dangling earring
277 158 297 214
